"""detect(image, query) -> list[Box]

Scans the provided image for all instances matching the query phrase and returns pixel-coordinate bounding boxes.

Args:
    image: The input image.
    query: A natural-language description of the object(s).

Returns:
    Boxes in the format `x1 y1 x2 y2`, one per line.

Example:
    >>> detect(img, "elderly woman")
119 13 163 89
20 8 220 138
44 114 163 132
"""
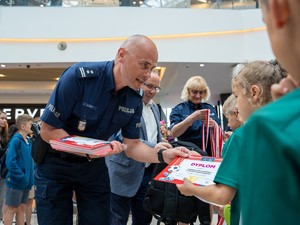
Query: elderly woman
169 76 221 225
169 75 221 156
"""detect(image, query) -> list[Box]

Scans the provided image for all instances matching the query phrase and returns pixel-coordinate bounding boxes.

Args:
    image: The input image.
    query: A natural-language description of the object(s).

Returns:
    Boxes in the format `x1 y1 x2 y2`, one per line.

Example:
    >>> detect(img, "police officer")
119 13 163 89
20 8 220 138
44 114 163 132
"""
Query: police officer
35 34 191 225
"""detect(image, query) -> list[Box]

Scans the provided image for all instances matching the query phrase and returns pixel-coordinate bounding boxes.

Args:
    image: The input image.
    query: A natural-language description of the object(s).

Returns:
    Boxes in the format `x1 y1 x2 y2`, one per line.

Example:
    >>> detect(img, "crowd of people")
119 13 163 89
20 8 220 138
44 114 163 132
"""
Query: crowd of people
1 1 300 224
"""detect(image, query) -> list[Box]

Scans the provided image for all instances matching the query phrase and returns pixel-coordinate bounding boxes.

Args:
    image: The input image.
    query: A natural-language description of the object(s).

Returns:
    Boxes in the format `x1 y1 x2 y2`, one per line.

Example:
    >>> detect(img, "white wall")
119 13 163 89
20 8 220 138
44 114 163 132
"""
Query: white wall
0 7 273 104
0 7 273 63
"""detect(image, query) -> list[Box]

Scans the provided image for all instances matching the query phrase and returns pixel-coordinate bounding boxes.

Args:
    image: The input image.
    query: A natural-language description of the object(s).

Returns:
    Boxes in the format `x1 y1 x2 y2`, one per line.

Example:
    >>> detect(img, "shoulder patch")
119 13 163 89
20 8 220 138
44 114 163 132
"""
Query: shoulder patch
76 67 99 79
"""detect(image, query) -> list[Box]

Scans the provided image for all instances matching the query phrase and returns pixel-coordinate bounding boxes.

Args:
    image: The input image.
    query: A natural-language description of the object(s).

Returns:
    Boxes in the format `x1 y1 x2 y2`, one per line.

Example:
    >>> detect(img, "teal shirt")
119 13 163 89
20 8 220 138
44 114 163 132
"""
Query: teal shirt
238 88 300 225
214 127 243 225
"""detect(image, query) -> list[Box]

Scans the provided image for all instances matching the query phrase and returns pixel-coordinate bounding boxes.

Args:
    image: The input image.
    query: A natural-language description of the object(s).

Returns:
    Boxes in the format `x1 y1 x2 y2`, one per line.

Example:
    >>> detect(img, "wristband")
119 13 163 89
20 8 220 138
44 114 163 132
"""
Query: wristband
157 149 165 163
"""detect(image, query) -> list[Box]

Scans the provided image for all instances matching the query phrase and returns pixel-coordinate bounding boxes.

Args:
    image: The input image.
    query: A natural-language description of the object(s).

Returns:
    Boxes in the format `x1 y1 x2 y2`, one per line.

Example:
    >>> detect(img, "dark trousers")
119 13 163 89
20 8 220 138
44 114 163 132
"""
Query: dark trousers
34 152 110 225
110 167 153 225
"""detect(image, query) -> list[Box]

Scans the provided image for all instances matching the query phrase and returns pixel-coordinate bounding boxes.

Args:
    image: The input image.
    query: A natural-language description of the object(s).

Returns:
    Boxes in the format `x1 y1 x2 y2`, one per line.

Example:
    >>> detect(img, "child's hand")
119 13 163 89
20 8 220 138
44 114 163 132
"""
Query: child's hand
176 178 194 196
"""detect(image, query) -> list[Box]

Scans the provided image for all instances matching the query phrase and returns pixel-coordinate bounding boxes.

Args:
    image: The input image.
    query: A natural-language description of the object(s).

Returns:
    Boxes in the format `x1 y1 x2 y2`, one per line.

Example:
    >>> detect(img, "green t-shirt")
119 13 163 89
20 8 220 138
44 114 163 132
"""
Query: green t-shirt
238 88 300 225
214 127 244 225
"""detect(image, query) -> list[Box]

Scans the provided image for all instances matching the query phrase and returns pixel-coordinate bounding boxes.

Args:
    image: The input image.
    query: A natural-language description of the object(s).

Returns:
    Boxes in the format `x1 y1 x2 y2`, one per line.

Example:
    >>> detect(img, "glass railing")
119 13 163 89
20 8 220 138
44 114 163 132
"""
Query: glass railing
0 0 259 9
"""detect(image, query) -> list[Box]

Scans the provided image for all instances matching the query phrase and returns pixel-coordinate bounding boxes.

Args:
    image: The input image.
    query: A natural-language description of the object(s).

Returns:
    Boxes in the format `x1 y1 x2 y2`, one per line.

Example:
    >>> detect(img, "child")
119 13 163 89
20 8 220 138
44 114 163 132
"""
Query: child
2 114 34 225
222 94 242 144
238 1 300 224
176 60 284 225
213 94 242 225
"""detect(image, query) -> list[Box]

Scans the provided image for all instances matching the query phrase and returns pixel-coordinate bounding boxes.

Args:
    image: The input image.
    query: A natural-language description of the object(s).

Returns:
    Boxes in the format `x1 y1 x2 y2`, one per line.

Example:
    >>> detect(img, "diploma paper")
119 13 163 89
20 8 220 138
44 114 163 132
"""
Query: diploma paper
154 155 222 186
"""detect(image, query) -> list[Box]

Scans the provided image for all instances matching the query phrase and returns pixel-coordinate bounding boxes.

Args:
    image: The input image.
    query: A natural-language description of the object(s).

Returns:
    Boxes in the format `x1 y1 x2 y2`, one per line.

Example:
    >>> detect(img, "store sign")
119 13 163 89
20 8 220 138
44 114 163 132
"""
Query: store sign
0 104 46 124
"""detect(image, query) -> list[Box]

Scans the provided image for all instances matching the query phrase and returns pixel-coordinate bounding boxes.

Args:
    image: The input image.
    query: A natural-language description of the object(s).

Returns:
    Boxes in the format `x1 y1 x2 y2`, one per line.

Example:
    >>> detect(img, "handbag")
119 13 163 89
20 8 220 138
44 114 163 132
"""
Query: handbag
31 123 49 164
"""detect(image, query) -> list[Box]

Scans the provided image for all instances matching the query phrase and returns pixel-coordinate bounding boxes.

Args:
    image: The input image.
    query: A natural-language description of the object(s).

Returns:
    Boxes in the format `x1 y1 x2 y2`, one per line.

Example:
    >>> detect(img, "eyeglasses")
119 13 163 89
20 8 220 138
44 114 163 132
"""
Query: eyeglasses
190 89 207 95
144 82 161 93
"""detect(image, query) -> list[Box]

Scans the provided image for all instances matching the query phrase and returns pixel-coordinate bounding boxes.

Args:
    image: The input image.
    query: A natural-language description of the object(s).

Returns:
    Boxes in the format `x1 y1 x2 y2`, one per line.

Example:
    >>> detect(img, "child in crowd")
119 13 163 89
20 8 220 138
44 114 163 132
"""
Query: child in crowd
176 60 285 225
221 94 242 144
0 110 9 224
2 114 34 225
213 94 242 225
160 123 175 143
238 1 300 224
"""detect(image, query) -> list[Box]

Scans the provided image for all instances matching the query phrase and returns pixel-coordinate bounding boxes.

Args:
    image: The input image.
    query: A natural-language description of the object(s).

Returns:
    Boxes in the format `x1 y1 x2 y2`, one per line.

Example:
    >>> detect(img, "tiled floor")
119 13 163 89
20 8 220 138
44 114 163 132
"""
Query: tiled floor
1 212 220 225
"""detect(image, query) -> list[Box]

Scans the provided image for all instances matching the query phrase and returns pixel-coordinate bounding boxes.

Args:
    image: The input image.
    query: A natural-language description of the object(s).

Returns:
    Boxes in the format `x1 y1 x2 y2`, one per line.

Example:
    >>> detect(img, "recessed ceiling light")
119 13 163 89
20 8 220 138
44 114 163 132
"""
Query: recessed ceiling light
0 74 6 77
0 64 5 68
199 64 205 67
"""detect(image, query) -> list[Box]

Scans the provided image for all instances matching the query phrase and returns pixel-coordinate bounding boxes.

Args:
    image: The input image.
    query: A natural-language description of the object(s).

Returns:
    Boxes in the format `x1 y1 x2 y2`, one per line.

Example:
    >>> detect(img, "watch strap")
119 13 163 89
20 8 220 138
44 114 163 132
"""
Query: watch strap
157 149 165 163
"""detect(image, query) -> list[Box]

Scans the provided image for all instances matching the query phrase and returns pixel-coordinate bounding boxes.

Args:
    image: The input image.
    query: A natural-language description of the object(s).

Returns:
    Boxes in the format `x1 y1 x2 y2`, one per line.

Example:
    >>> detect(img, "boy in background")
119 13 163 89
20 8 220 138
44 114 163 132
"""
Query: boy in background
2 114 34 225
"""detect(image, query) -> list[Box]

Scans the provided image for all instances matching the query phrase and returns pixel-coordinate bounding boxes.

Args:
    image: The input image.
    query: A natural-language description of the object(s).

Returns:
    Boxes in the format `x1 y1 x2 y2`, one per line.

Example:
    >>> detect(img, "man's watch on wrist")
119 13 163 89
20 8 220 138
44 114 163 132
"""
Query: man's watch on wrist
157 149 166 163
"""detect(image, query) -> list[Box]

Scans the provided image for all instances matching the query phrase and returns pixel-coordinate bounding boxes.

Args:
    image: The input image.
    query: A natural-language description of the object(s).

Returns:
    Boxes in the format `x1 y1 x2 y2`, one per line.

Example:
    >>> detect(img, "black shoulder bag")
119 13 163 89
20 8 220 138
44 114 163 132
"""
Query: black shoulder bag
31 123 50 164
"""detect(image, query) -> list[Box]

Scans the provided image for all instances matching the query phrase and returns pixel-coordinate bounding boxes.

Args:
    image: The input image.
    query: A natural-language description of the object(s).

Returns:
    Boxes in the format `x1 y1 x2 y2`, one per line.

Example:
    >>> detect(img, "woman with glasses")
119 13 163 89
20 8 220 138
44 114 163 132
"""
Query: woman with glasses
170 76 221 156
169 76 221 225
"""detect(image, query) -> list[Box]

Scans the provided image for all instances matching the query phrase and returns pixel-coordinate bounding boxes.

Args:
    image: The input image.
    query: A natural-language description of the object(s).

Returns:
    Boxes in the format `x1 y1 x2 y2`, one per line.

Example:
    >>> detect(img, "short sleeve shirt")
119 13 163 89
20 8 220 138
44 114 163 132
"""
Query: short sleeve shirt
41 61 143 140
214 127 243 225
238 88 300 225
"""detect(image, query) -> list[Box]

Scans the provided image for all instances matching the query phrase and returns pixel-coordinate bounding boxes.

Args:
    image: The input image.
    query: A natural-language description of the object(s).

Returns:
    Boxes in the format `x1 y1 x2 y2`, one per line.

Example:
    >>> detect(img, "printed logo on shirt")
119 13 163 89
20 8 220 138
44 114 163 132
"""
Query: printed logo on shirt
82 102 97 110
136 122 142 128
47 104 60 118
118 106 135 114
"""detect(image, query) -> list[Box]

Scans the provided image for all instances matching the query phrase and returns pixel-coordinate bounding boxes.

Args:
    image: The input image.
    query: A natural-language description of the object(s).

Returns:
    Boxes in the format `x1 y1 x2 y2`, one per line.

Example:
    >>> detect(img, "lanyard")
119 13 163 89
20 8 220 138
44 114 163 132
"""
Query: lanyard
201 109 210 152
201 109 223 157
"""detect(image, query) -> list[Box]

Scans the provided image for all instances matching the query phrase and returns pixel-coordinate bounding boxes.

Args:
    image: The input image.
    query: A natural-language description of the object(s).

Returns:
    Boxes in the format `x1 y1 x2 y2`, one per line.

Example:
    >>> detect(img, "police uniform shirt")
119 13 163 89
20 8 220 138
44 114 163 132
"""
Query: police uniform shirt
169 100 220 153
41 61 143 140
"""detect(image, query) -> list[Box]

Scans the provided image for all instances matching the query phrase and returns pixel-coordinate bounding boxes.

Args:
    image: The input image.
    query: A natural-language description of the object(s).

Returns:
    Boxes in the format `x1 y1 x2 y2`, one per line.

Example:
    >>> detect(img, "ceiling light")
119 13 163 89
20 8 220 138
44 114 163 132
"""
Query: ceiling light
198 0 207 3
0 74 6 77
199 64 205 67
0 64 5 68
155 67 166 80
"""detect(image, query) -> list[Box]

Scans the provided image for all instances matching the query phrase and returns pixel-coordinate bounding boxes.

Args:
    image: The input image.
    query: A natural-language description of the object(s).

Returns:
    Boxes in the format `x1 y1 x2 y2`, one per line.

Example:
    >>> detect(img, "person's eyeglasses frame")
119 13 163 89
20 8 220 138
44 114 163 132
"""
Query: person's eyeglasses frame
144 82 161 93
190 89 207 95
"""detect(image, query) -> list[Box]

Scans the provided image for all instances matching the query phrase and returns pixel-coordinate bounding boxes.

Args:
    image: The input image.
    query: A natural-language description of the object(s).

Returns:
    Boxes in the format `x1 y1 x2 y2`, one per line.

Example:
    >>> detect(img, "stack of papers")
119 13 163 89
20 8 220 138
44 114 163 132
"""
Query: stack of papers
50 135 112 156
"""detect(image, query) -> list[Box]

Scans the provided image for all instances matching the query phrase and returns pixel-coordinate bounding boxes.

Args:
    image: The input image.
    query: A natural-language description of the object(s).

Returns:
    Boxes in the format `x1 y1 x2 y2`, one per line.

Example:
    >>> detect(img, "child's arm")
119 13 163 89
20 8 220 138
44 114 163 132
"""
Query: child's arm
176 178 236 205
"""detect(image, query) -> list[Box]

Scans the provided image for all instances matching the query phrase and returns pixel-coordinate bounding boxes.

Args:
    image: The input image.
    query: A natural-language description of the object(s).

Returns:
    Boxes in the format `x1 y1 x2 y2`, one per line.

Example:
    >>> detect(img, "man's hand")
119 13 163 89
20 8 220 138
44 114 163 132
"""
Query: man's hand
162 147 190 164
155 141 172 150
106 140 127 156
176 178 195 196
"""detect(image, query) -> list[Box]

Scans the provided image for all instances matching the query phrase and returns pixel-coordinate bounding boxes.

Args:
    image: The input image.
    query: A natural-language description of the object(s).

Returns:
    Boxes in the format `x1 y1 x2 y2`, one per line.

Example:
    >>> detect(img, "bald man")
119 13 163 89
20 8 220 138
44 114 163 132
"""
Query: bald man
36 35 190 225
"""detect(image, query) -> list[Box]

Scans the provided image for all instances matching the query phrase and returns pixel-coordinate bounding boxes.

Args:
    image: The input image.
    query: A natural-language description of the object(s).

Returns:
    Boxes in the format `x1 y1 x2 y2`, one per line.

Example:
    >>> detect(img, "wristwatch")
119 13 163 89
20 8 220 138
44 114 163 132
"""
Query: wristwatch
157 149 166 163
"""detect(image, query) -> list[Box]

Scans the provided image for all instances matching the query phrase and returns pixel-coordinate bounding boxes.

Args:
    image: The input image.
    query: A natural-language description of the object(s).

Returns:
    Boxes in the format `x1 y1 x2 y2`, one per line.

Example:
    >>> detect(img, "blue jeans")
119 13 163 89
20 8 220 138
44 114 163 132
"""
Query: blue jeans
34 152 110 225
110 167 153 225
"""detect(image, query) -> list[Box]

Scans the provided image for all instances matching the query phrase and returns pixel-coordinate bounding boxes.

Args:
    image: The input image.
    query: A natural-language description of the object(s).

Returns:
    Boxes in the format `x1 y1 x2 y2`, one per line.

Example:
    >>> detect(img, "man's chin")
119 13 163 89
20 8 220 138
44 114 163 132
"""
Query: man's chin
128 84 141 91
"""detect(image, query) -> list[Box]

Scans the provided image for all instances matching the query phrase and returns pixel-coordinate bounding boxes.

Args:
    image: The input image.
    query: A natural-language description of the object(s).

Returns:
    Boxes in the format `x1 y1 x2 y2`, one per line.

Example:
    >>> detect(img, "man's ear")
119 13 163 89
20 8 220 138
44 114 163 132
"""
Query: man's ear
270 0 290 28
117 48 127 63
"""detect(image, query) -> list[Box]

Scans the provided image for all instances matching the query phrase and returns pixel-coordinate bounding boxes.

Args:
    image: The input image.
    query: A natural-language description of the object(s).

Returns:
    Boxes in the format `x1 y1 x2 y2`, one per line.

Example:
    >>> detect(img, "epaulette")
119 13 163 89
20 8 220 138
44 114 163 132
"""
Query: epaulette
76 67 99 79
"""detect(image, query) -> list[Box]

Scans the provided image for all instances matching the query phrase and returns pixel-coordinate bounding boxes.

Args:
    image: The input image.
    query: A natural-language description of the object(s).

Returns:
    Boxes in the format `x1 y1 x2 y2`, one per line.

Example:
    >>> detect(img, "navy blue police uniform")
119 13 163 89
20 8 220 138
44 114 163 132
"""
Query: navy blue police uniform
35 60 143 225
170 101 220 156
